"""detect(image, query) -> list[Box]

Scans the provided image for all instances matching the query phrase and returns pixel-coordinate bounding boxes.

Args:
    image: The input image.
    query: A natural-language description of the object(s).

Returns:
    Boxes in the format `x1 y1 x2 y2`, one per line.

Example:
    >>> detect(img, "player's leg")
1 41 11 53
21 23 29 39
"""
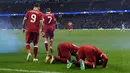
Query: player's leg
33 32 40 62
25 32 32 61
49 29 54 54
26 43 32 61
44 29 54 63
61 50 73 69
26 43 31 54
69 29 72 36
50 39 53 53
84 49 96 69
44 37 51 63
51 46 71 64
44 30 49 54
44 37 49 54
50 46 61 64
77 48 86 70
50 56 68 64
33 44 38 62
25 32 31 54
84 62 95 68
49 38 54 63
43 29 51 63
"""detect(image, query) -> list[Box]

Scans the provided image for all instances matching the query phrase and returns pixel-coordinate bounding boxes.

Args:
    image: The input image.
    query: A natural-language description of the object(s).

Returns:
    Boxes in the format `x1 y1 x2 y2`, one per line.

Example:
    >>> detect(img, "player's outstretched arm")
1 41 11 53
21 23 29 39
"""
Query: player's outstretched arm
102 54 108 68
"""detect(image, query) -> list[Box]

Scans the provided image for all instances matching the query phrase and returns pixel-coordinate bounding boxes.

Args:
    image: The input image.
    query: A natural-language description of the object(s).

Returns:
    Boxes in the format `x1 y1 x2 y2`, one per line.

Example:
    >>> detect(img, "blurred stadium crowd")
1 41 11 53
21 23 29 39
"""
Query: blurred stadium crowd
0 0 130 29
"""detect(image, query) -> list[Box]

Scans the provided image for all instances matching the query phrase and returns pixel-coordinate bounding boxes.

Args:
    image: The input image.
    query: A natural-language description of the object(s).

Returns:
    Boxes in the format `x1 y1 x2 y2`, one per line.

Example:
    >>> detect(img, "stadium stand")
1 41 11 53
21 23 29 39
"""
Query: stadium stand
0 0 130 29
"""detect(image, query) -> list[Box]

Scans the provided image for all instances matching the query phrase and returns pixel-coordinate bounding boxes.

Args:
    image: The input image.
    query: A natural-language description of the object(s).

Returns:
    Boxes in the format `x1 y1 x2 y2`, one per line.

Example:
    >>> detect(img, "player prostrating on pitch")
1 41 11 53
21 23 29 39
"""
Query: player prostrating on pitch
49 42 78 65
42 8 56 63
22 3 43 62
72 44 108 70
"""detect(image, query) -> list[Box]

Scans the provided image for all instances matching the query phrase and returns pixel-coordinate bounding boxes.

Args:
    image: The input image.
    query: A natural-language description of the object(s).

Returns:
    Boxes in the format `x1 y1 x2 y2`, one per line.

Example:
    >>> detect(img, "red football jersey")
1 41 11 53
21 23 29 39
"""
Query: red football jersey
58 42 79 53
78 45 103 62
25 10 43 33
80 45 102 56
68 25 72 29
78 44 108 67
43 13 56 28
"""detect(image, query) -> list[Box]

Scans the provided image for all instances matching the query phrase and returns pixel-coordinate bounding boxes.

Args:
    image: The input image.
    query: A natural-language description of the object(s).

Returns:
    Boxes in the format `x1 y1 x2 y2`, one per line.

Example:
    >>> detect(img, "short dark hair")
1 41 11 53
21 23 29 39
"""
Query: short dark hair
46 8 51 12
34 3 40 7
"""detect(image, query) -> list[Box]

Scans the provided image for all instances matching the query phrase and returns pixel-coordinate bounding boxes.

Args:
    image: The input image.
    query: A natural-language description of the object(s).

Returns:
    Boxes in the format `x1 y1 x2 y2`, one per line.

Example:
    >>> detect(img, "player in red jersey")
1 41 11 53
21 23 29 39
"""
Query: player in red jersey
22 3 43 62
75 44 108 70
42 8 56 62
68 22 73 35
48 42 79 67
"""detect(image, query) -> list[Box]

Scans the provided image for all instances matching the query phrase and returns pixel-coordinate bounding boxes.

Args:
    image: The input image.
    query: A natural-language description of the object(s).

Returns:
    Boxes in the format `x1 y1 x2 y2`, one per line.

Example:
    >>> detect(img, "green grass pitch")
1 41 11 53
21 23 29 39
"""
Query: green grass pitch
0 30 130 73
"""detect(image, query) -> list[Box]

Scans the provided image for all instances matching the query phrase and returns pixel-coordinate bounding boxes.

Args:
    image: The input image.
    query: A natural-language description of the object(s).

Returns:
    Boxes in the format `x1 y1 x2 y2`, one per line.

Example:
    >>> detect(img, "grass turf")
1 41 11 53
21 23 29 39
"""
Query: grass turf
0 30 130 73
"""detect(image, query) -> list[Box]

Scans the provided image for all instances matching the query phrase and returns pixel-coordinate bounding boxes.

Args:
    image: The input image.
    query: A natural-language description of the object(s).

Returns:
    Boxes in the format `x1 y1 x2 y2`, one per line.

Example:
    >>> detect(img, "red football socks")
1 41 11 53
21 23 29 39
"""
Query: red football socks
45 43 48 52
50 40 53 53
50 40 53 47
34 46 38 59
26 44 30 54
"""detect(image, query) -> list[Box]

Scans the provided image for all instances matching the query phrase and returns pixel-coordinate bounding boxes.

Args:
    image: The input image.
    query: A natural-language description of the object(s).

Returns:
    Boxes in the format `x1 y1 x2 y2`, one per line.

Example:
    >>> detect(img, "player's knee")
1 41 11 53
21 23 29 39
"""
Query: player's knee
34 45 38 48
26 43 30 46
34 43 38 47
50 39 53 42
44 41 48 43
33 42 38 46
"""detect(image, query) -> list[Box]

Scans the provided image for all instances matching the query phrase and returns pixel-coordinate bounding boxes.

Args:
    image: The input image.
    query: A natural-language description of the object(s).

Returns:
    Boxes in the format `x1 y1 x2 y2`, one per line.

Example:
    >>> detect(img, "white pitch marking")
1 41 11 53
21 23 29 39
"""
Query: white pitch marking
0 68 61 73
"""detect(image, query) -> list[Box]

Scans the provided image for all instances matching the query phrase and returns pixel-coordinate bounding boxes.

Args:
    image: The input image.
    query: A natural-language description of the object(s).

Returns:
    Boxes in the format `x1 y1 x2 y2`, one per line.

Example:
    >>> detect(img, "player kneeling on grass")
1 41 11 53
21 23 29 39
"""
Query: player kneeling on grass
69 44 108 70
22 3 43 62
47 42 79 67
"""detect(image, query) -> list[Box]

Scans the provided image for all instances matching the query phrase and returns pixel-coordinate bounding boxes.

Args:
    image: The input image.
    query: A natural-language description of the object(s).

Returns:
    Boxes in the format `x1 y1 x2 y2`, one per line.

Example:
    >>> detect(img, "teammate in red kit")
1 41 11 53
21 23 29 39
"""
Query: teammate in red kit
49 42 79 66
68 22 73 35
76 44 108 70
22 3 43 62
42 8 56 62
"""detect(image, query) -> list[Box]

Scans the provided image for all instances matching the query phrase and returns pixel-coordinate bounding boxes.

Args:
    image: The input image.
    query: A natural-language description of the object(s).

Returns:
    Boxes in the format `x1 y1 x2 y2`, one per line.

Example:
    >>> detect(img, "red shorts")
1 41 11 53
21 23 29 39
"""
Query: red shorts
57 44 71 57
44 27 54 39
78 46 96 62
26 32 39 44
